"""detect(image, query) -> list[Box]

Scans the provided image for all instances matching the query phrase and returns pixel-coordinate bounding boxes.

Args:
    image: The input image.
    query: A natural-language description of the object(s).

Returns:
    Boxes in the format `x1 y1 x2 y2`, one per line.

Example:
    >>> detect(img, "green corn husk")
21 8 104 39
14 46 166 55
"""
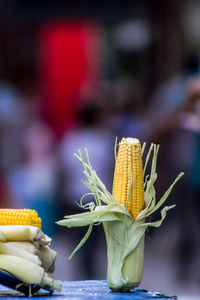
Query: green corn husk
57 142 184 291
103 219 145 291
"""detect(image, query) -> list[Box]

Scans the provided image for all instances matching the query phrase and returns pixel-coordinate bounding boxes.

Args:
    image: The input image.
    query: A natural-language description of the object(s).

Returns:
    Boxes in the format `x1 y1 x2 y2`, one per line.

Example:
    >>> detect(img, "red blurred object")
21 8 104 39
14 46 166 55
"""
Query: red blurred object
38 21 101 138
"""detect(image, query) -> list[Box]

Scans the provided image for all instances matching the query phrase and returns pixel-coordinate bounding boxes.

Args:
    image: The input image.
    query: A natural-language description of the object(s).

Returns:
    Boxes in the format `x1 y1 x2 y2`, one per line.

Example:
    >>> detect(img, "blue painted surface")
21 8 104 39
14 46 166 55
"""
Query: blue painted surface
0 277 178 299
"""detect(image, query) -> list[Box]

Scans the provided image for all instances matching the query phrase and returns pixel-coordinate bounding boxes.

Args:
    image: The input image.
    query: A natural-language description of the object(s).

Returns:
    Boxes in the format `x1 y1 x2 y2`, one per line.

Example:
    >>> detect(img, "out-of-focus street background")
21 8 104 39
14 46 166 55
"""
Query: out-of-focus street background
0 0 200 298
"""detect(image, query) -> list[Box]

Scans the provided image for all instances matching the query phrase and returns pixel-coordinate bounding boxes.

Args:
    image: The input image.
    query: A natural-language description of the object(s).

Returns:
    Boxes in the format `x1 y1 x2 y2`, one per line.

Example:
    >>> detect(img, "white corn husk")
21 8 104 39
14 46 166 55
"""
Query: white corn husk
5 241 39 255
0 242 41 266
0 254 61 291
57 143 184 291
0 254 44 284
0 242 57 273
103 219 145 291
39 246 57 272
0 225 51 246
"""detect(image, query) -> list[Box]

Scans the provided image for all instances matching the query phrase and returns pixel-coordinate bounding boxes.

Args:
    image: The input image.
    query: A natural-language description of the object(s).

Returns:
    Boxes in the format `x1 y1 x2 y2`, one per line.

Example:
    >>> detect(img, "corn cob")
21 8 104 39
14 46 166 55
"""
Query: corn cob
0 225 51 246
5 241 39 255
39 246 57 272
0 254 61 291
0 209 42 228
0 254 43 284
0 242 41 266
113 137 144 220
4 242 58 273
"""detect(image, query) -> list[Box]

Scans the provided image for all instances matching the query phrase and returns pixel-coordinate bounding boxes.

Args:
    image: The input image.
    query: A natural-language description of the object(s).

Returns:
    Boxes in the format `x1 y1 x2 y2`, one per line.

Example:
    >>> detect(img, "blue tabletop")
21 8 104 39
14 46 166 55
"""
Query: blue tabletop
0 280 177 299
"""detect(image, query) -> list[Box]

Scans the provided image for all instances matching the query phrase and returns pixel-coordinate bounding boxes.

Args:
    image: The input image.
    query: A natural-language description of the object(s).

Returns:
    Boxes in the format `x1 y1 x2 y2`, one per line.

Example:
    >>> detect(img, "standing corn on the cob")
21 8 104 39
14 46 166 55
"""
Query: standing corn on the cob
57 137 184 291
106 137 145 290
0 208 61 296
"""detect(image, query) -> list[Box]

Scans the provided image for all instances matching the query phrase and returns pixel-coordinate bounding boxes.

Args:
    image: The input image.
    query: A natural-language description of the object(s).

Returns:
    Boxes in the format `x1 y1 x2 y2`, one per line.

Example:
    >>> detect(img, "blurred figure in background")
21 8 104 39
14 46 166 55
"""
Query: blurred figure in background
0 168 13 209
0 81 27 173
59 104 114 211
107 80 150 142
38 21 102 139
8 120 59 237
148 54 200 284
58 103 114 279
175 78 200 284
0 81 30 210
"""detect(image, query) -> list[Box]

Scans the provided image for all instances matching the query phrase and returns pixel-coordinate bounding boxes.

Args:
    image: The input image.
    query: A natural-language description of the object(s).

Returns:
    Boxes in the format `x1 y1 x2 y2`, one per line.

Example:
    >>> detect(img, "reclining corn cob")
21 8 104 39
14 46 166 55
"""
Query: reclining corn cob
0 242 42 265
0 255 61 291
39 246 57 273
0 209 44 245
0 209 41 228
0 209 61 295
4 241 39 254
57 137 184 292
0 225 51 246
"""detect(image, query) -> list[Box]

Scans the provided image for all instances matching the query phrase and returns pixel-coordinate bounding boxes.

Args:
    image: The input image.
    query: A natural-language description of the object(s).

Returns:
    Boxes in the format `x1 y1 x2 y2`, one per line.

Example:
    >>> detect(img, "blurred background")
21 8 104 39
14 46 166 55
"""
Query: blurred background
0 0 200 297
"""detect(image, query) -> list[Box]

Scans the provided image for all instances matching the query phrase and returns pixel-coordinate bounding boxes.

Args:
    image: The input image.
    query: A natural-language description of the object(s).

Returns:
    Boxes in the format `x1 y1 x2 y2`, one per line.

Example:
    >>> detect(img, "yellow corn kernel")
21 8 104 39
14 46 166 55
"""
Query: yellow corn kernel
0 209 42 228
112 137 144 220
